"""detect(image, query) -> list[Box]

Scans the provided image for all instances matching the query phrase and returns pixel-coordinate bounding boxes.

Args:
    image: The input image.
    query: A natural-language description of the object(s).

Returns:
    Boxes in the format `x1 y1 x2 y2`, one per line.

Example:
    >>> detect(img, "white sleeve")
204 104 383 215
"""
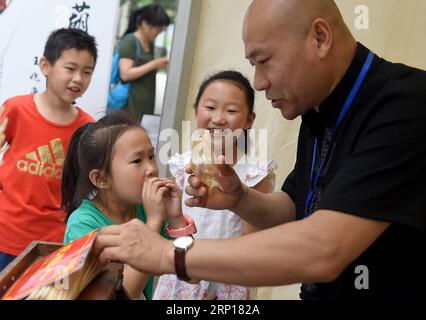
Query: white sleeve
244 160 277 188
167 152 191 190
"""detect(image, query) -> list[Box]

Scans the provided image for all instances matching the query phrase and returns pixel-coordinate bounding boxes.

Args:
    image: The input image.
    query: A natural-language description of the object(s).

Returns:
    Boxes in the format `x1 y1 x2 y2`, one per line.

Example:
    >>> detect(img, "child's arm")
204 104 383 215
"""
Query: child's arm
0 105 8 148
163 181 188 229
128 178 189 298
122 265 150 299
242 172 276 235
119 57 168 82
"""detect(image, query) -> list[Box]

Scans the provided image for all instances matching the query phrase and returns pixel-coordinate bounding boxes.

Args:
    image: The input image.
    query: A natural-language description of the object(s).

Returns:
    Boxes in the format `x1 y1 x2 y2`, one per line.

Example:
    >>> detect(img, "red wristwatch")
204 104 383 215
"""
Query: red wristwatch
166 215 197 238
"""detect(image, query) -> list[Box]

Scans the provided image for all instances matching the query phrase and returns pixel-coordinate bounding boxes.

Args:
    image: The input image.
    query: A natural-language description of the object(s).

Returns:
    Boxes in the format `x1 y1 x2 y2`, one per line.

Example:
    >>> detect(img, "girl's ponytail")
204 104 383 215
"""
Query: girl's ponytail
123 8 140 36
61 123 92 221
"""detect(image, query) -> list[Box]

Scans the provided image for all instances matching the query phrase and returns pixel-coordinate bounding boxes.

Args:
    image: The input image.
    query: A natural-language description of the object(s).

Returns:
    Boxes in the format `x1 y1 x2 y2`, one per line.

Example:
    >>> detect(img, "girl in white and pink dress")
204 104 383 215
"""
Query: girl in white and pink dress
153 71 276 300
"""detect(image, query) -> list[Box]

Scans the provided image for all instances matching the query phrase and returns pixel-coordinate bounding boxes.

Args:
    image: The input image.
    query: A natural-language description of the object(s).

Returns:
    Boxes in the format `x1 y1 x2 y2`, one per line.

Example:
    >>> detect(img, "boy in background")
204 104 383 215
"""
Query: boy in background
0 28 97 271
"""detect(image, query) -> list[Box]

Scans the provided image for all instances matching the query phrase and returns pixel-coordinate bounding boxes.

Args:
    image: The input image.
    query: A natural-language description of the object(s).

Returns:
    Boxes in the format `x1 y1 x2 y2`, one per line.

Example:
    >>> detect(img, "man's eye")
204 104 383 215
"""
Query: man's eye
205 106 214 110
259 59 268 65
65 67 74 71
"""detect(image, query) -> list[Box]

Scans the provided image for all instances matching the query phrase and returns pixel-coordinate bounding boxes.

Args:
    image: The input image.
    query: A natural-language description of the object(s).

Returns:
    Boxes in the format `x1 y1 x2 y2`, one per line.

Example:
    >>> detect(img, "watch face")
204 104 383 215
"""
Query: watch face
174 236 193 250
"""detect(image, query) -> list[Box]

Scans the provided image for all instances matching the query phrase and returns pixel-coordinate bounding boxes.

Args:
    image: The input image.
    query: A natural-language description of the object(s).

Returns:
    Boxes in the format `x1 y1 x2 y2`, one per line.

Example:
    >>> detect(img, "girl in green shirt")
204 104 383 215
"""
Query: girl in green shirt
61 111 187 299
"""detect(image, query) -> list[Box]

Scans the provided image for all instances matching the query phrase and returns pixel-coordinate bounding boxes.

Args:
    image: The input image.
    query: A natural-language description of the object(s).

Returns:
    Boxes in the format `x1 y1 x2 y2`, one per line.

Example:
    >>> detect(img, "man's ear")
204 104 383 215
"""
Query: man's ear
311 18 333 59
39 56 51 78
89 169 110 190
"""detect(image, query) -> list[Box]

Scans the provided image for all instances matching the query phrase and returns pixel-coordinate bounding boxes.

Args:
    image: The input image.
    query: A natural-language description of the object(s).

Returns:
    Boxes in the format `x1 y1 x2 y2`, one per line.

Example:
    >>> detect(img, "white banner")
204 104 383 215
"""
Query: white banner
0 0 120 119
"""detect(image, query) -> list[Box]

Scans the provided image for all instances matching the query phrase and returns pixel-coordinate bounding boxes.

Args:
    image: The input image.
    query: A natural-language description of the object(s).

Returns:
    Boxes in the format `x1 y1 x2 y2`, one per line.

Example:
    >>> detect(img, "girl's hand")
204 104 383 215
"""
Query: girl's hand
142 178 185 230
163 181 186 228
0 105 8 148
142 177 169 231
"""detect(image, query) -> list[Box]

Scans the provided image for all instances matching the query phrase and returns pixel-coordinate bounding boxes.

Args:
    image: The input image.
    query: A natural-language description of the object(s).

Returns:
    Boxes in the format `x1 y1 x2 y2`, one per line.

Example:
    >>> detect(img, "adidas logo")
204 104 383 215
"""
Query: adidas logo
16 138 65 179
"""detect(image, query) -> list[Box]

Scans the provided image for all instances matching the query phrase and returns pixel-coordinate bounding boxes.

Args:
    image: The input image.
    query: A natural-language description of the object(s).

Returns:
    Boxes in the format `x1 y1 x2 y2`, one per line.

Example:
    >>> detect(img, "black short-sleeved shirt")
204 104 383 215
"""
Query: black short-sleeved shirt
282 43 425 299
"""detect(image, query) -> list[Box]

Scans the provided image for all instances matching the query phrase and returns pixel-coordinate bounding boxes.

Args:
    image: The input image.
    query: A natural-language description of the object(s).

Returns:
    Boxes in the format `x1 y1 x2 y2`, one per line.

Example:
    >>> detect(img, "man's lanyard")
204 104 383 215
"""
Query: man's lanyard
304 51 375 218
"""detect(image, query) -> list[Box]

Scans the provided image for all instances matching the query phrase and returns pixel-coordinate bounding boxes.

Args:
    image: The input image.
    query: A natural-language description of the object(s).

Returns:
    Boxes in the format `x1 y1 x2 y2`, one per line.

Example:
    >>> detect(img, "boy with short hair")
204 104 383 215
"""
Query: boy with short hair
0 28 97 271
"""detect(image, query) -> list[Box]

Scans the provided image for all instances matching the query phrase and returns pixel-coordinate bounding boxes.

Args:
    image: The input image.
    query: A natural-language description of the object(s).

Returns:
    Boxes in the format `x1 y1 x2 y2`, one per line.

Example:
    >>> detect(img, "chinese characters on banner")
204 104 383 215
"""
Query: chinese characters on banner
69 1 91 32
29 57 41 94
0 0 120 119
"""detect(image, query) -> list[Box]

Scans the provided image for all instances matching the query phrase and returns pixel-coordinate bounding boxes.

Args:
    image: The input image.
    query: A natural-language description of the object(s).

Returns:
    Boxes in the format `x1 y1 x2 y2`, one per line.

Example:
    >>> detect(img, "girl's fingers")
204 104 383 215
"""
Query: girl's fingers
144 178 170 192
144 177 161 198
147 177 172 184
142 179 148 199
151 179 175 195
165 182 178 191
147 177 163 184
157 186 168 199
143 178 175 201
142 179 154 202
165 183 182 197
151 180 167 192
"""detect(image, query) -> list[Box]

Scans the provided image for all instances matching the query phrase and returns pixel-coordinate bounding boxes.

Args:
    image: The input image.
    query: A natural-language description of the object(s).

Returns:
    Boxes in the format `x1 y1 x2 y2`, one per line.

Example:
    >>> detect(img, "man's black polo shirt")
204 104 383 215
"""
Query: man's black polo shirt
282 43 425 299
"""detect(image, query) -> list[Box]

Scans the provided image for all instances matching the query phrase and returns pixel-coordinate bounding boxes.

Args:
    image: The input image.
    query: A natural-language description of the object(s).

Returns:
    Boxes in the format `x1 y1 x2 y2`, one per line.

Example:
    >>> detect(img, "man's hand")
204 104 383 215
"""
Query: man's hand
0 105 8 148
95 219 172 275
185 155 246 210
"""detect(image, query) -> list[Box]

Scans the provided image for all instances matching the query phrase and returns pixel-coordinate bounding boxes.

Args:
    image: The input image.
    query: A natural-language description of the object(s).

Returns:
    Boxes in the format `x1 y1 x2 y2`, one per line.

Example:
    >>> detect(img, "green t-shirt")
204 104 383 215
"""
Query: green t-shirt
118 33 156 120
64 199 169 300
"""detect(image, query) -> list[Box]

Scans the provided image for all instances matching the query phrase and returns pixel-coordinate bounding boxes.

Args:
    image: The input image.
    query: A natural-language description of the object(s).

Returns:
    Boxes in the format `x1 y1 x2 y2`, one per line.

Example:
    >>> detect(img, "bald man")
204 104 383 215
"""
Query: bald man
95 0 425 299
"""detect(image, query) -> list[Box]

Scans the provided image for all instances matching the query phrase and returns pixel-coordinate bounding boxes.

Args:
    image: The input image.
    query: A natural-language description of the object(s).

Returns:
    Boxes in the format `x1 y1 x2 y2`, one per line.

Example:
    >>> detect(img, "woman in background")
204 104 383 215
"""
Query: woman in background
118 4 170 122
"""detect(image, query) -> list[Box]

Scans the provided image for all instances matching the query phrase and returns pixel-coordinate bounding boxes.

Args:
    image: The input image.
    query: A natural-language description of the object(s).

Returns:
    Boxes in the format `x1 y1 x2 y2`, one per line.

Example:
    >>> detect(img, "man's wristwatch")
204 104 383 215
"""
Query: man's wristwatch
172 236 194 282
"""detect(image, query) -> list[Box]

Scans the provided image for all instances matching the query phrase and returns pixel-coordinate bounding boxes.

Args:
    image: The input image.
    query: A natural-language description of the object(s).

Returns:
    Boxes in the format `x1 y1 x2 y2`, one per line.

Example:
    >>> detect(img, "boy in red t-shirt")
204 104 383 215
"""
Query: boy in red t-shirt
0 29 97 271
